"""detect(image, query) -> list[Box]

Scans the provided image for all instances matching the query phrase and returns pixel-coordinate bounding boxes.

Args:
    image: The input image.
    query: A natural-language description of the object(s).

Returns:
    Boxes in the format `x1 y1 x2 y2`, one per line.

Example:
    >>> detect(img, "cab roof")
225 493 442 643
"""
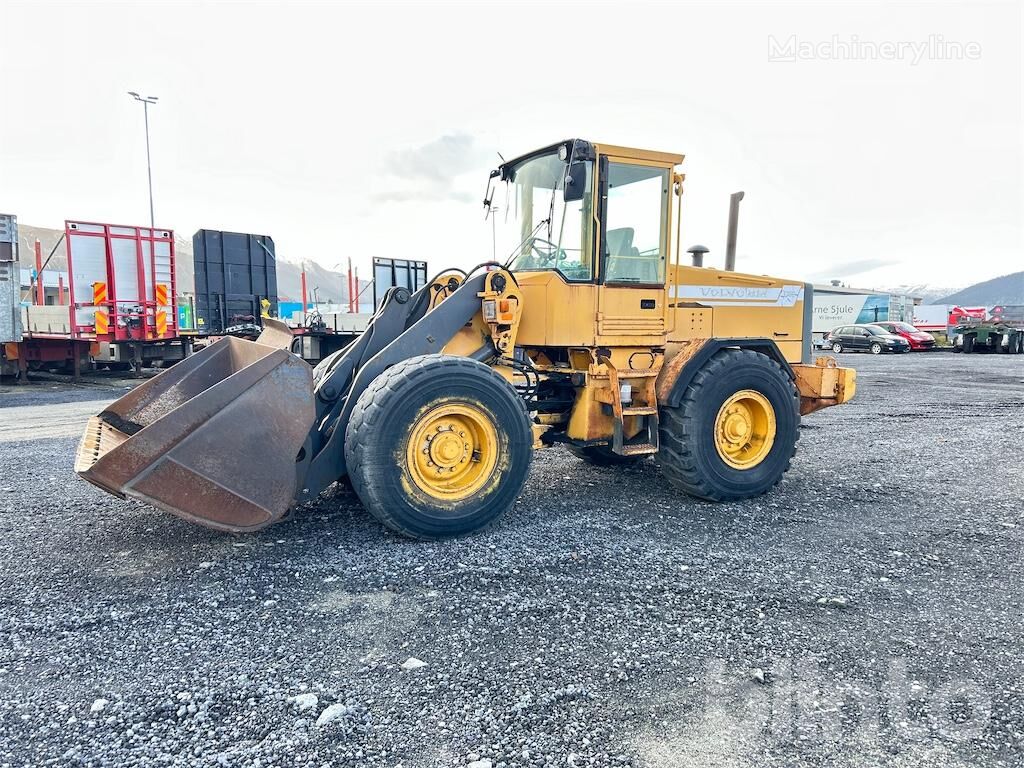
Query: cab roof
498 139 683 180
591 141 684 166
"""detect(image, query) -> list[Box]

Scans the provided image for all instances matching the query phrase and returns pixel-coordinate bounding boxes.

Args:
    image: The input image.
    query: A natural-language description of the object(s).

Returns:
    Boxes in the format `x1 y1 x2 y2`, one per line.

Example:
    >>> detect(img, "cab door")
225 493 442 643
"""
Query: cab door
595 156 672 346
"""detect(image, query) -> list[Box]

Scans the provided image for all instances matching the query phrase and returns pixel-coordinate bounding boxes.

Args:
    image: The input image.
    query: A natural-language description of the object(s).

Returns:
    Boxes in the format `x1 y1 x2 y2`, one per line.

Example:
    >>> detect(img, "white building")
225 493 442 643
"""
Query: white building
811 282 920 341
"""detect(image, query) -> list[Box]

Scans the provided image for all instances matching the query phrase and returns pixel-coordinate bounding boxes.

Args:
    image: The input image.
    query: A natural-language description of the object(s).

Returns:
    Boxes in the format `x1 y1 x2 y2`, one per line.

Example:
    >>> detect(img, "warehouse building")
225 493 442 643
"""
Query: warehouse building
811 281 921 343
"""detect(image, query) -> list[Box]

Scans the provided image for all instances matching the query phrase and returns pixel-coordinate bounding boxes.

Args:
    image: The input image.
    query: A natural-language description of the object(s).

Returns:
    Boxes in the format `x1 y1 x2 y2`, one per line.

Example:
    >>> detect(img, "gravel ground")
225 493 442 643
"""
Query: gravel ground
0 351 1021 768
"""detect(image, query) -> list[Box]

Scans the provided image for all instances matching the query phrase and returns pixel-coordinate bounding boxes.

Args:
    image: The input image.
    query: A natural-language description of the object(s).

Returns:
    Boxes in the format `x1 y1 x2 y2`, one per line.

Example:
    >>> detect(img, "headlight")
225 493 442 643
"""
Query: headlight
482 299 497 322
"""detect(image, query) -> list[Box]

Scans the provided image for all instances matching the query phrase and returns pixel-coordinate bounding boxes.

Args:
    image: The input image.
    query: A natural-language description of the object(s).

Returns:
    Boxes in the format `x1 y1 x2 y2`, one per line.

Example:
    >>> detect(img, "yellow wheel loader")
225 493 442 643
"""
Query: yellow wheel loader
75 139 855 538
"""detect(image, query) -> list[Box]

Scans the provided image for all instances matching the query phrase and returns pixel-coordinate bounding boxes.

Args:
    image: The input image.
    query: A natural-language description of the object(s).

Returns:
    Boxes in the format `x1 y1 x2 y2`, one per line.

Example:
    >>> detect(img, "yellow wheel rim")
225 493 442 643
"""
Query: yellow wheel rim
406 402 499 501
713 389 776 469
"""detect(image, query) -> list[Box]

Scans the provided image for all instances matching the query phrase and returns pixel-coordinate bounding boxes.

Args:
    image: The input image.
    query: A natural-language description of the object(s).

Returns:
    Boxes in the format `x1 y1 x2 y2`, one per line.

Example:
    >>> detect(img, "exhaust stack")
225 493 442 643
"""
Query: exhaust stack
725 191 744 271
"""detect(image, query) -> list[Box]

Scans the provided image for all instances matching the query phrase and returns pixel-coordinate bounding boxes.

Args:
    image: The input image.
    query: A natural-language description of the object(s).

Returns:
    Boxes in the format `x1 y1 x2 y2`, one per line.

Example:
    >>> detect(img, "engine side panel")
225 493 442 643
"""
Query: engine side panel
666 264 807 363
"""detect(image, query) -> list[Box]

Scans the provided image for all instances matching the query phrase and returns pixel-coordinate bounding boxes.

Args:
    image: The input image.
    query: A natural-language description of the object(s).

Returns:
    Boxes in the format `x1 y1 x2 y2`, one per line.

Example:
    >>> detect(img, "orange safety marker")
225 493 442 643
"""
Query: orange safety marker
92 281 108 305
155 310 167 337
155 283 169 306
95 309 109 335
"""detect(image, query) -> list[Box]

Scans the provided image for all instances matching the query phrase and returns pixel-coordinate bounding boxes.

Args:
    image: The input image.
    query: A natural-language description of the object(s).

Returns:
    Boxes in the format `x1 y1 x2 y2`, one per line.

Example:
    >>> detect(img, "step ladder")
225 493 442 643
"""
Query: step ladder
595 357 660 457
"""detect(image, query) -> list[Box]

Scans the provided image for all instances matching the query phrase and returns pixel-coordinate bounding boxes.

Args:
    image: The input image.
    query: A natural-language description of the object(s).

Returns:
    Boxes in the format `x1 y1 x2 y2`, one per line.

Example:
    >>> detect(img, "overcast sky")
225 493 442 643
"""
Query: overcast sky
2 1 1020 290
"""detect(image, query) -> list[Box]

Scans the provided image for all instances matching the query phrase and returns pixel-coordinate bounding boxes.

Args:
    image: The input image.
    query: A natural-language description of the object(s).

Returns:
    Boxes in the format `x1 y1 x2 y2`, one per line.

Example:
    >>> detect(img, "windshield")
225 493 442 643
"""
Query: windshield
863 324 889 335
494 151 594 281
890 322 918 333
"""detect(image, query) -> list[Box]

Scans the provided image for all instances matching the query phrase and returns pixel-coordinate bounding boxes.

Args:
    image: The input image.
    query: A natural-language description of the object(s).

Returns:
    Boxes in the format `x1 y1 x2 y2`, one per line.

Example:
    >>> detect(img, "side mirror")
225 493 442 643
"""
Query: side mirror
563 162 587 202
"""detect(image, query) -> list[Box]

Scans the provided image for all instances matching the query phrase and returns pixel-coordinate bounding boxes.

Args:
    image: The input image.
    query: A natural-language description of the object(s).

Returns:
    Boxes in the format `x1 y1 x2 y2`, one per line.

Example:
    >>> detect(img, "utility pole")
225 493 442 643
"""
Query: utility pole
128 92 159 227
300 262 309 311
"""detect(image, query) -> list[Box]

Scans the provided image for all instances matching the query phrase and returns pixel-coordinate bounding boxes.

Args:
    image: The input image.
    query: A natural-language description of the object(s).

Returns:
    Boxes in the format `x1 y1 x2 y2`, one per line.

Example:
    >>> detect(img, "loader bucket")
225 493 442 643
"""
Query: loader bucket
75 336 315 532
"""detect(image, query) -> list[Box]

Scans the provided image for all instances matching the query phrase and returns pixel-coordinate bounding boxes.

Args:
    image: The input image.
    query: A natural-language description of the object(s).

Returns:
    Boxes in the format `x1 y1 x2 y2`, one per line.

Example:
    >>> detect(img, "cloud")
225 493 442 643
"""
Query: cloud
371 187 476 205
807 257 894 280
373 133 490 204
386 133 488 180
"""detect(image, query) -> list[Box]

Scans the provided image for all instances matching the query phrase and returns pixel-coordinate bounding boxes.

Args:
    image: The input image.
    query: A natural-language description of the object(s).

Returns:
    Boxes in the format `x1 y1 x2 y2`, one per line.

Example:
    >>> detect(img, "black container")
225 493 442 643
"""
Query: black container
192 229 278 335
372 257 427 310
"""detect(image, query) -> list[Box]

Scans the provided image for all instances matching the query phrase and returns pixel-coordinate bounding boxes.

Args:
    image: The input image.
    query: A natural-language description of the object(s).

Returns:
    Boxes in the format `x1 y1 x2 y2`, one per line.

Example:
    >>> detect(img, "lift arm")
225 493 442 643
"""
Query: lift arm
295 272 492 501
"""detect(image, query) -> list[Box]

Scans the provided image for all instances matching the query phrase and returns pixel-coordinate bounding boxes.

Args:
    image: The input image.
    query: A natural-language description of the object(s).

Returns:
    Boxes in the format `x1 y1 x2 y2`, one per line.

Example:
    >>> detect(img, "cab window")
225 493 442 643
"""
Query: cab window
603 162 670 284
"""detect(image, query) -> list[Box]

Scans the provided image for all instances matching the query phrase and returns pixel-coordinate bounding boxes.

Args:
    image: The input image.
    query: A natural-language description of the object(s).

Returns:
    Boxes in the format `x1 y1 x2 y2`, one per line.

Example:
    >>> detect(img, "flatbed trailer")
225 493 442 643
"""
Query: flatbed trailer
290 311 370 364
951 321 1024 353
951 306 1024 354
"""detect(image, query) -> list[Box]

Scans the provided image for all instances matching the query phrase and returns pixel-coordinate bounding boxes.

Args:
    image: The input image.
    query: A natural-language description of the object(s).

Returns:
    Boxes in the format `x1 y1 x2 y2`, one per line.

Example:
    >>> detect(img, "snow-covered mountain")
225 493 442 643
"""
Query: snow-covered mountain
936 272 1024 306
879 283 964 304
880 274 1024 306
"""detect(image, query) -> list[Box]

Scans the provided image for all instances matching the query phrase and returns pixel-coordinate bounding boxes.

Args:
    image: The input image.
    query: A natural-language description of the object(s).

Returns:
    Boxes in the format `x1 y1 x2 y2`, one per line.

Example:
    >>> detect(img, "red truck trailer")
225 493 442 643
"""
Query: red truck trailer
14 220 191 375
64 220 178 342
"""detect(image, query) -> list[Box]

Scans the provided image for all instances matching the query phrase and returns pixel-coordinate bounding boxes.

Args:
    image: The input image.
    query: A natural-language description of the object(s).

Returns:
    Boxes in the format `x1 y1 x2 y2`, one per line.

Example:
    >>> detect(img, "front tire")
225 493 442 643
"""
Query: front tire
345 355 532 539
658 349 800 501
870 342 883 355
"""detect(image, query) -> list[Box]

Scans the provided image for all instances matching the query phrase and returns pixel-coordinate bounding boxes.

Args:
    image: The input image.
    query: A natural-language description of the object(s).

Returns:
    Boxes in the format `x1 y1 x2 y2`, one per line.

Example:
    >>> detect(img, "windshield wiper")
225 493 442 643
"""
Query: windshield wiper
503 219 548 269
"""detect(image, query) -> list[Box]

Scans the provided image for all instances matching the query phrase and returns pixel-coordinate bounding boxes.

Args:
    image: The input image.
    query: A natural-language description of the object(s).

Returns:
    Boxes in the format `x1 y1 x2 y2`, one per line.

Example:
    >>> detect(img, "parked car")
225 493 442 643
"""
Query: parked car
816 331 835 350
873 321 937 350
827 324 911 354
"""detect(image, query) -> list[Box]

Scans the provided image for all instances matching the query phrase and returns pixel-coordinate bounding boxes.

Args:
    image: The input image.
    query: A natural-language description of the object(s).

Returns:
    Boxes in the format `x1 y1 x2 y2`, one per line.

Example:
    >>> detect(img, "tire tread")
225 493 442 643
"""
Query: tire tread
658 349 800 501
345 354 532 539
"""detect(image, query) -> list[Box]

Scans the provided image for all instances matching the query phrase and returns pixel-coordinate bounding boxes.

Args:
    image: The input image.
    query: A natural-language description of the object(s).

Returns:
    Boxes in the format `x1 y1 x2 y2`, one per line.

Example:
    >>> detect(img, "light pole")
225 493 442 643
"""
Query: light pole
128 91 158 227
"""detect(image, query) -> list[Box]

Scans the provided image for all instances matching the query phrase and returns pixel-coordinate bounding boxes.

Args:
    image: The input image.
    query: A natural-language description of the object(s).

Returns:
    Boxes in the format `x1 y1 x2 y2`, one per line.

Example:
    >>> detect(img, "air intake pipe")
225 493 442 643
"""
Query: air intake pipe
687 244 709 267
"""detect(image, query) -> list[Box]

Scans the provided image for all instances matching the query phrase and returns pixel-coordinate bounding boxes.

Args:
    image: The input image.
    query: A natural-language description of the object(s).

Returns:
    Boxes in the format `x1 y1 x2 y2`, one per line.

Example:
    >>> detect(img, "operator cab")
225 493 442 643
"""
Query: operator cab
487 139 680 287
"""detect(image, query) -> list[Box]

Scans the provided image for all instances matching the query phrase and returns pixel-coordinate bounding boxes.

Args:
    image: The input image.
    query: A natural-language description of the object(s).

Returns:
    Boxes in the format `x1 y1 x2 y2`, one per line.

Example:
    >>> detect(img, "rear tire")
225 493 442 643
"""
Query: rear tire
831 342 843 353
567 443 644 466
345 354 532 539
658 349 800 502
